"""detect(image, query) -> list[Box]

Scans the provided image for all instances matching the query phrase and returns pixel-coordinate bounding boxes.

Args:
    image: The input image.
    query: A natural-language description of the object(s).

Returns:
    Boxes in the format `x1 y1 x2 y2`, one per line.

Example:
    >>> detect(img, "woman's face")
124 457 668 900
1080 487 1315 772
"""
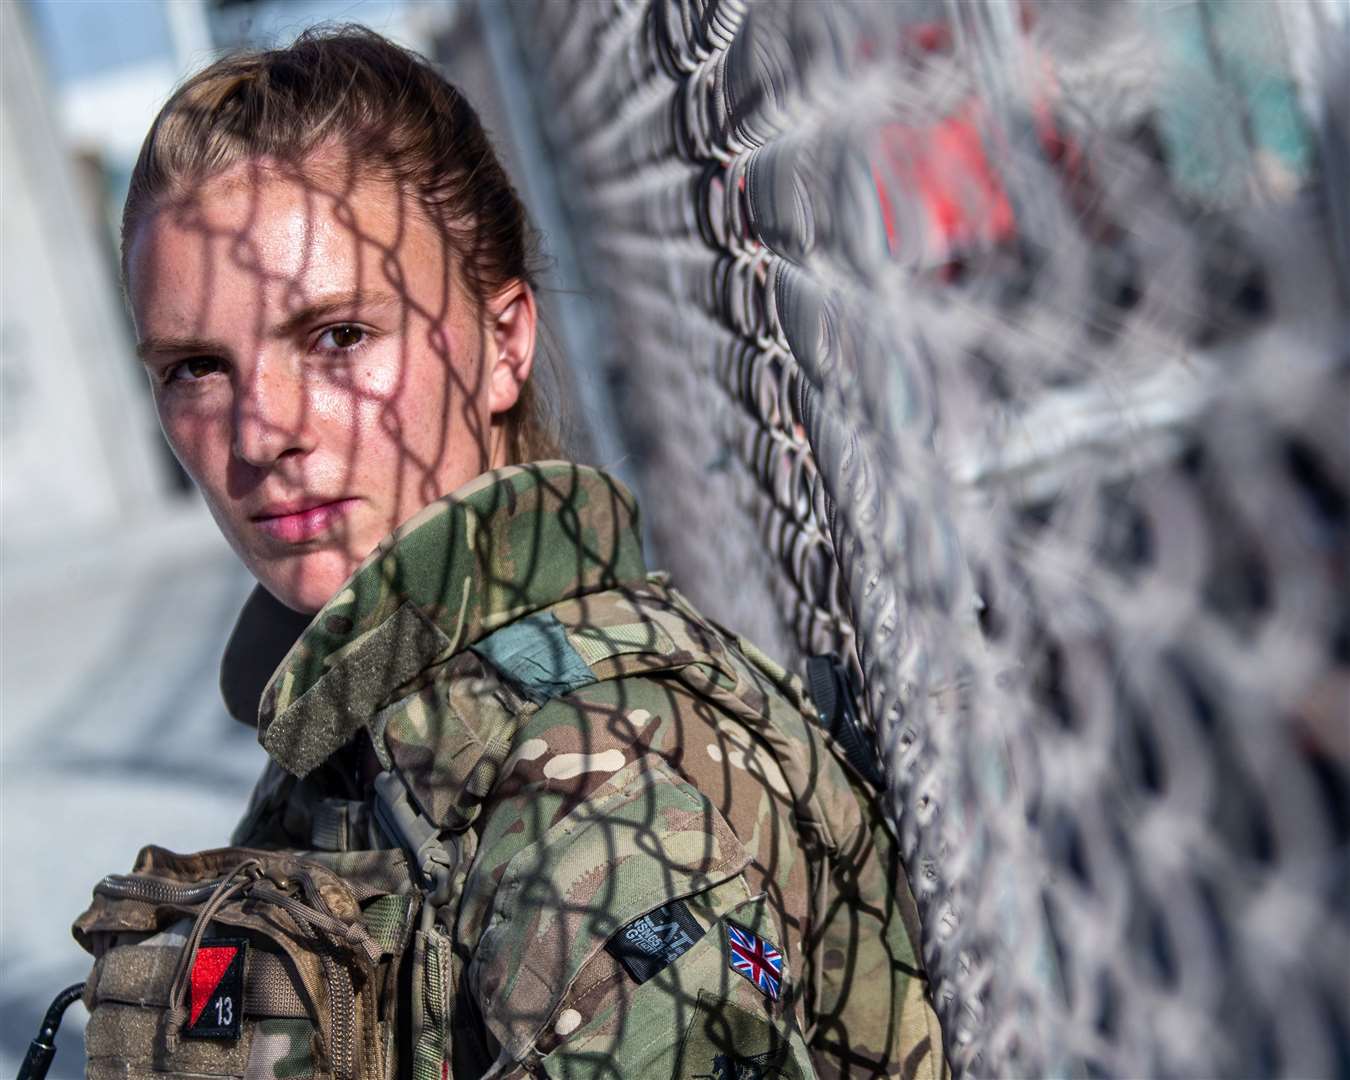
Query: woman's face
126 160 535 613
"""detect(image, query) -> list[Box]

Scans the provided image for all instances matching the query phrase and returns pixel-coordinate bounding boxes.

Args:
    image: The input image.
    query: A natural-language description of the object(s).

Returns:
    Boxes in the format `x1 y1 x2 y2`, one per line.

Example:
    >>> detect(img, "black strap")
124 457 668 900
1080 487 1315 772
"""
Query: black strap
805 656 885 790
17 983 84 1080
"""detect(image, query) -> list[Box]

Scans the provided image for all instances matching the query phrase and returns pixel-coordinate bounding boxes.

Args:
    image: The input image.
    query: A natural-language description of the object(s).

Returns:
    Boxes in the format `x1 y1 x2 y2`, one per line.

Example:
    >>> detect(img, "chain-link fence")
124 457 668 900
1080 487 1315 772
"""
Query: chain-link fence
506 1 1350 1074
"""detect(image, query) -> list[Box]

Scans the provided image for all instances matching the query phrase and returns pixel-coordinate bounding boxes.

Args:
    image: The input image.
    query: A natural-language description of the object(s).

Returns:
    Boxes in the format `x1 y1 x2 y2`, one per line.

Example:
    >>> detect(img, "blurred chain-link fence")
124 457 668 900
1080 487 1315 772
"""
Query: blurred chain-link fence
502 1 1350 1075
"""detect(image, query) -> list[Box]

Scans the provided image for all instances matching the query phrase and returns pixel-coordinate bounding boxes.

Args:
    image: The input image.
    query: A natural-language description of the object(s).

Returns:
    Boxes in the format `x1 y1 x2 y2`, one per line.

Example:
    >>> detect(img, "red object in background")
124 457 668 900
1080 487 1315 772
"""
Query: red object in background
873 13 1093 274
874 105 1017 267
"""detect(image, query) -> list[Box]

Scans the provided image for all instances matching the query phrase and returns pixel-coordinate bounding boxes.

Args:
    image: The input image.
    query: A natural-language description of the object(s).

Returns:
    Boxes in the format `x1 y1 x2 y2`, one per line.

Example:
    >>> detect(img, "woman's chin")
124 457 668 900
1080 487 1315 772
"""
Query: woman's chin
254 551 361 616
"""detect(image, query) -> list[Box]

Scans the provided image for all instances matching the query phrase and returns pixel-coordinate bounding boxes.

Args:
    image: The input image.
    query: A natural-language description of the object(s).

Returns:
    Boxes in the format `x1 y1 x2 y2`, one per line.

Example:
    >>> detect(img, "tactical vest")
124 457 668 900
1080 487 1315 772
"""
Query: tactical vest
73 576 923 1080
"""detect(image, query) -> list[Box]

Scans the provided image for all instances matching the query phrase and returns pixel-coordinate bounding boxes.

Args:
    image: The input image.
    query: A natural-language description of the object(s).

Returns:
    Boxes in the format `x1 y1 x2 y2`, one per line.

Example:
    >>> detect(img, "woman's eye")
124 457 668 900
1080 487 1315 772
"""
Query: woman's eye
168 356 225 383
317 325 367 351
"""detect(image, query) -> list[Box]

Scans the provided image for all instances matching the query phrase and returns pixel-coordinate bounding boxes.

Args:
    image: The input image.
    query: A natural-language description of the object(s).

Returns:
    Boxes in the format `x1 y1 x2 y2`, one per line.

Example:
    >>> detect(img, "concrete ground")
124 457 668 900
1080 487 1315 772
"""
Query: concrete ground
1 502 267 1079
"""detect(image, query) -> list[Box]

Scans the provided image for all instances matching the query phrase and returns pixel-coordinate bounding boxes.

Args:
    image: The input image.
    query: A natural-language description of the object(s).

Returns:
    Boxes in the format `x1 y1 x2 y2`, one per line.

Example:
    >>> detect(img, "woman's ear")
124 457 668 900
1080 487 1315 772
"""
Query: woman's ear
485 280 537 416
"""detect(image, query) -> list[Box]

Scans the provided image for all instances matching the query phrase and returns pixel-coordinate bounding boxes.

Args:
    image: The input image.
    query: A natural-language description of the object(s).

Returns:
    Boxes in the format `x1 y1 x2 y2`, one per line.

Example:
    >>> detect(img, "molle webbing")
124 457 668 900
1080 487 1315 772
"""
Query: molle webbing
85 1003 254 1075
310 797 382 852
90 944 308 1019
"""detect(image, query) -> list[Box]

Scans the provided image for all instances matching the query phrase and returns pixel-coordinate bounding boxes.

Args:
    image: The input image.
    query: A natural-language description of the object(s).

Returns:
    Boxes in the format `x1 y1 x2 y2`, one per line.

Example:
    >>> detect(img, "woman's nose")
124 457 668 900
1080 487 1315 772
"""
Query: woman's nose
231 358 315 467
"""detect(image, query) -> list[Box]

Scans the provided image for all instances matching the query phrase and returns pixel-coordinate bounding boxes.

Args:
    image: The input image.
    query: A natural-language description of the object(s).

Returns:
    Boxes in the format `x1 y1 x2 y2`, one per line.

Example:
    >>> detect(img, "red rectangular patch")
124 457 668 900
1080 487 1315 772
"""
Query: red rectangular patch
185 938 246 1039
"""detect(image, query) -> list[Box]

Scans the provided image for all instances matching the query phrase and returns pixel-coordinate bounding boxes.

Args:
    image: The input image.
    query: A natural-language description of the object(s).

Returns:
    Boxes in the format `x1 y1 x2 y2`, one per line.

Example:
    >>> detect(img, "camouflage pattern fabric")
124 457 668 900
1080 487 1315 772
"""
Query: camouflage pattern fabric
220 462 944 1078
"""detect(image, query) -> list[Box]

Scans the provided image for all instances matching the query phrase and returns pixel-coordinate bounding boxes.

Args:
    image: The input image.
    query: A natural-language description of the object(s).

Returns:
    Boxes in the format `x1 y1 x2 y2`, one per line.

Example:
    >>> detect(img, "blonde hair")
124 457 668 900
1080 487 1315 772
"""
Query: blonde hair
123 25 562 463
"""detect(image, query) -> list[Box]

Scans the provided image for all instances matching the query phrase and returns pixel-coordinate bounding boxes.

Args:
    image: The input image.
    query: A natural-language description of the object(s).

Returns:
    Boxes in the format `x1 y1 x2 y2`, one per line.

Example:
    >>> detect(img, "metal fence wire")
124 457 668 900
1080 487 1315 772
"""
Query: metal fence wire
505 1 1349 1076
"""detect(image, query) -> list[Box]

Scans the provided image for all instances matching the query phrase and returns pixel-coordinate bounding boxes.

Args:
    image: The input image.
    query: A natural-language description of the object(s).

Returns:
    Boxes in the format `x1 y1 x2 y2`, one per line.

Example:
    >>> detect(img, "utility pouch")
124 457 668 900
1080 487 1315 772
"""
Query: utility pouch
73 845 421 1080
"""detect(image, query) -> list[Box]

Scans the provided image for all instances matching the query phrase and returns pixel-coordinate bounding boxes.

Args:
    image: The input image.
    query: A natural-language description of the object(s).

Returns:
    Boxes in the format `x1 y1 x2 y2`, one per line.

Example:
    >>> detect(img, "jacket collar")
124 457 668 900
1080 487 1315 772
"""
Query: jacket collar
220 462 648 777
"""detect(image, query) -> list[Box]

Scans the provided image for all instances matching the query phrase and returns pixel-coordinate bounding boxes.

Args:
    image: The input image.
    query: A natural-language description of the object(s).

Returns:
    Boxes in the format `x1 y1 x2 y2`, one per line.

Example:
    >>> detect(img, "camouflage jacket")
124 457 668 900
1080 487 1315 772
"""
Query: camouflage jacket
85 463 944 1080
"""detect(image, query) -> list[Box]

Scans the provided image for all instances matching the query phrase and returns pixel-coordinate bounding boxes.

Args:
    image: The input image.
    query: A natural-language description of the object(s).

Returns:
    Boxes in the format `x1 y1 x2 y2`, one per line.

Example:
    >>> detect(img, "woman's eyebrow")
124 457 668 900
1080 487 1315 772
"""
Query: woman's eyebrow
136 335 223 363
272 289 401 339
136 290 402 361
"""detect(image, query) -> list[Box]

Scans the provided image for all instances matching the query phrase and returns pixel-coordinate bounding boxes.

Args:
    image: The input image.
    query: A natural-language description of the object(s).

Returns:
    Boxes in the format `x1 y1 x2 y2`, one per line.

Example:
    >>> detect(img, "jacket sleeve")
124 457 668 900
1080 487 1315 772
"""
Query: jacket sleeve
808 784 948 1080
460 740 818 1080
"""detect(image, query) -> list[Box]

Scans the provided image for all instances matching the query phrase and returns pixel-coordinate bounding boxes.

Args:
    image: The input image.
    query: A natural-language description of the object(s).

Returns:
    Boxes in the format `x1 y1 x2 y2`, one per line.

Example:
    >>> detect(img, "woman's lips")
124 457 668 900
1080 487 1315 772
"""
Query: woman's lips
252 498 358 543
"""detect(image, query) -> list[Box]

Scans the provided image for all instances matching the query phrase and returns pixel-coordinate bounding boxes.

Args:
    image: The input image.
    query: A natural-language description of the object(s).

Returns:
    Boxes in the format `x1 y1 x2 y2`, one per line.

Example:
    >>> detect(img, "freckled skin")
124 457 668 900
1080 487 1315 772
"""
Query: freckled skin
126 158 535 612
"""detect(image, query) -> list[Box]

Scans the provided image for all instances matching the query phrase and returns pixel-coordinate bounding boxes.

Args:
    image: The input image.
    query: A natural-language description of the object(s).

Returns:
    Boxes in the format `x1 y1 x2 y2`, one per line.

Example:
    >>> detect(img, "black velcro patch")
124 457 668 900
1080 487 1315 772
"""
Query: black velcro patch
606 900 705 984
184 938 246 1039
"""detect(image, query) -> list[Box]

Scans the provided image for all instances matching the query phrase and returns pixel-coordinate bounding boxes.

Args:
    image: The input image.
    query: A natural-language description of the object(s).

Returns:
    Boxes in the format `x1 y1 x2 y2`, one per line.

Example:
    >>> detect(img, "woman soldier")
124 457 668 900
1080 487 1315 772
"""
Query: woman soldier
73 26 945 1080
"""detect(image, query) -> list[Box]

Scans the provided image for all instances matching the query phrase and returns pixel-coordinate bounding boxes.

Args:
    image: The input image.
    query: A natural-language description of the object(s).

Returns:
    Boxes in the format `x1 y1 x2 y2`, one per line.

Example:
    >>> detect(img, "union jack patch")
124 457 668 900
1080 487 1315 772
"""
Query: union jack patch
726 923 783 1001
